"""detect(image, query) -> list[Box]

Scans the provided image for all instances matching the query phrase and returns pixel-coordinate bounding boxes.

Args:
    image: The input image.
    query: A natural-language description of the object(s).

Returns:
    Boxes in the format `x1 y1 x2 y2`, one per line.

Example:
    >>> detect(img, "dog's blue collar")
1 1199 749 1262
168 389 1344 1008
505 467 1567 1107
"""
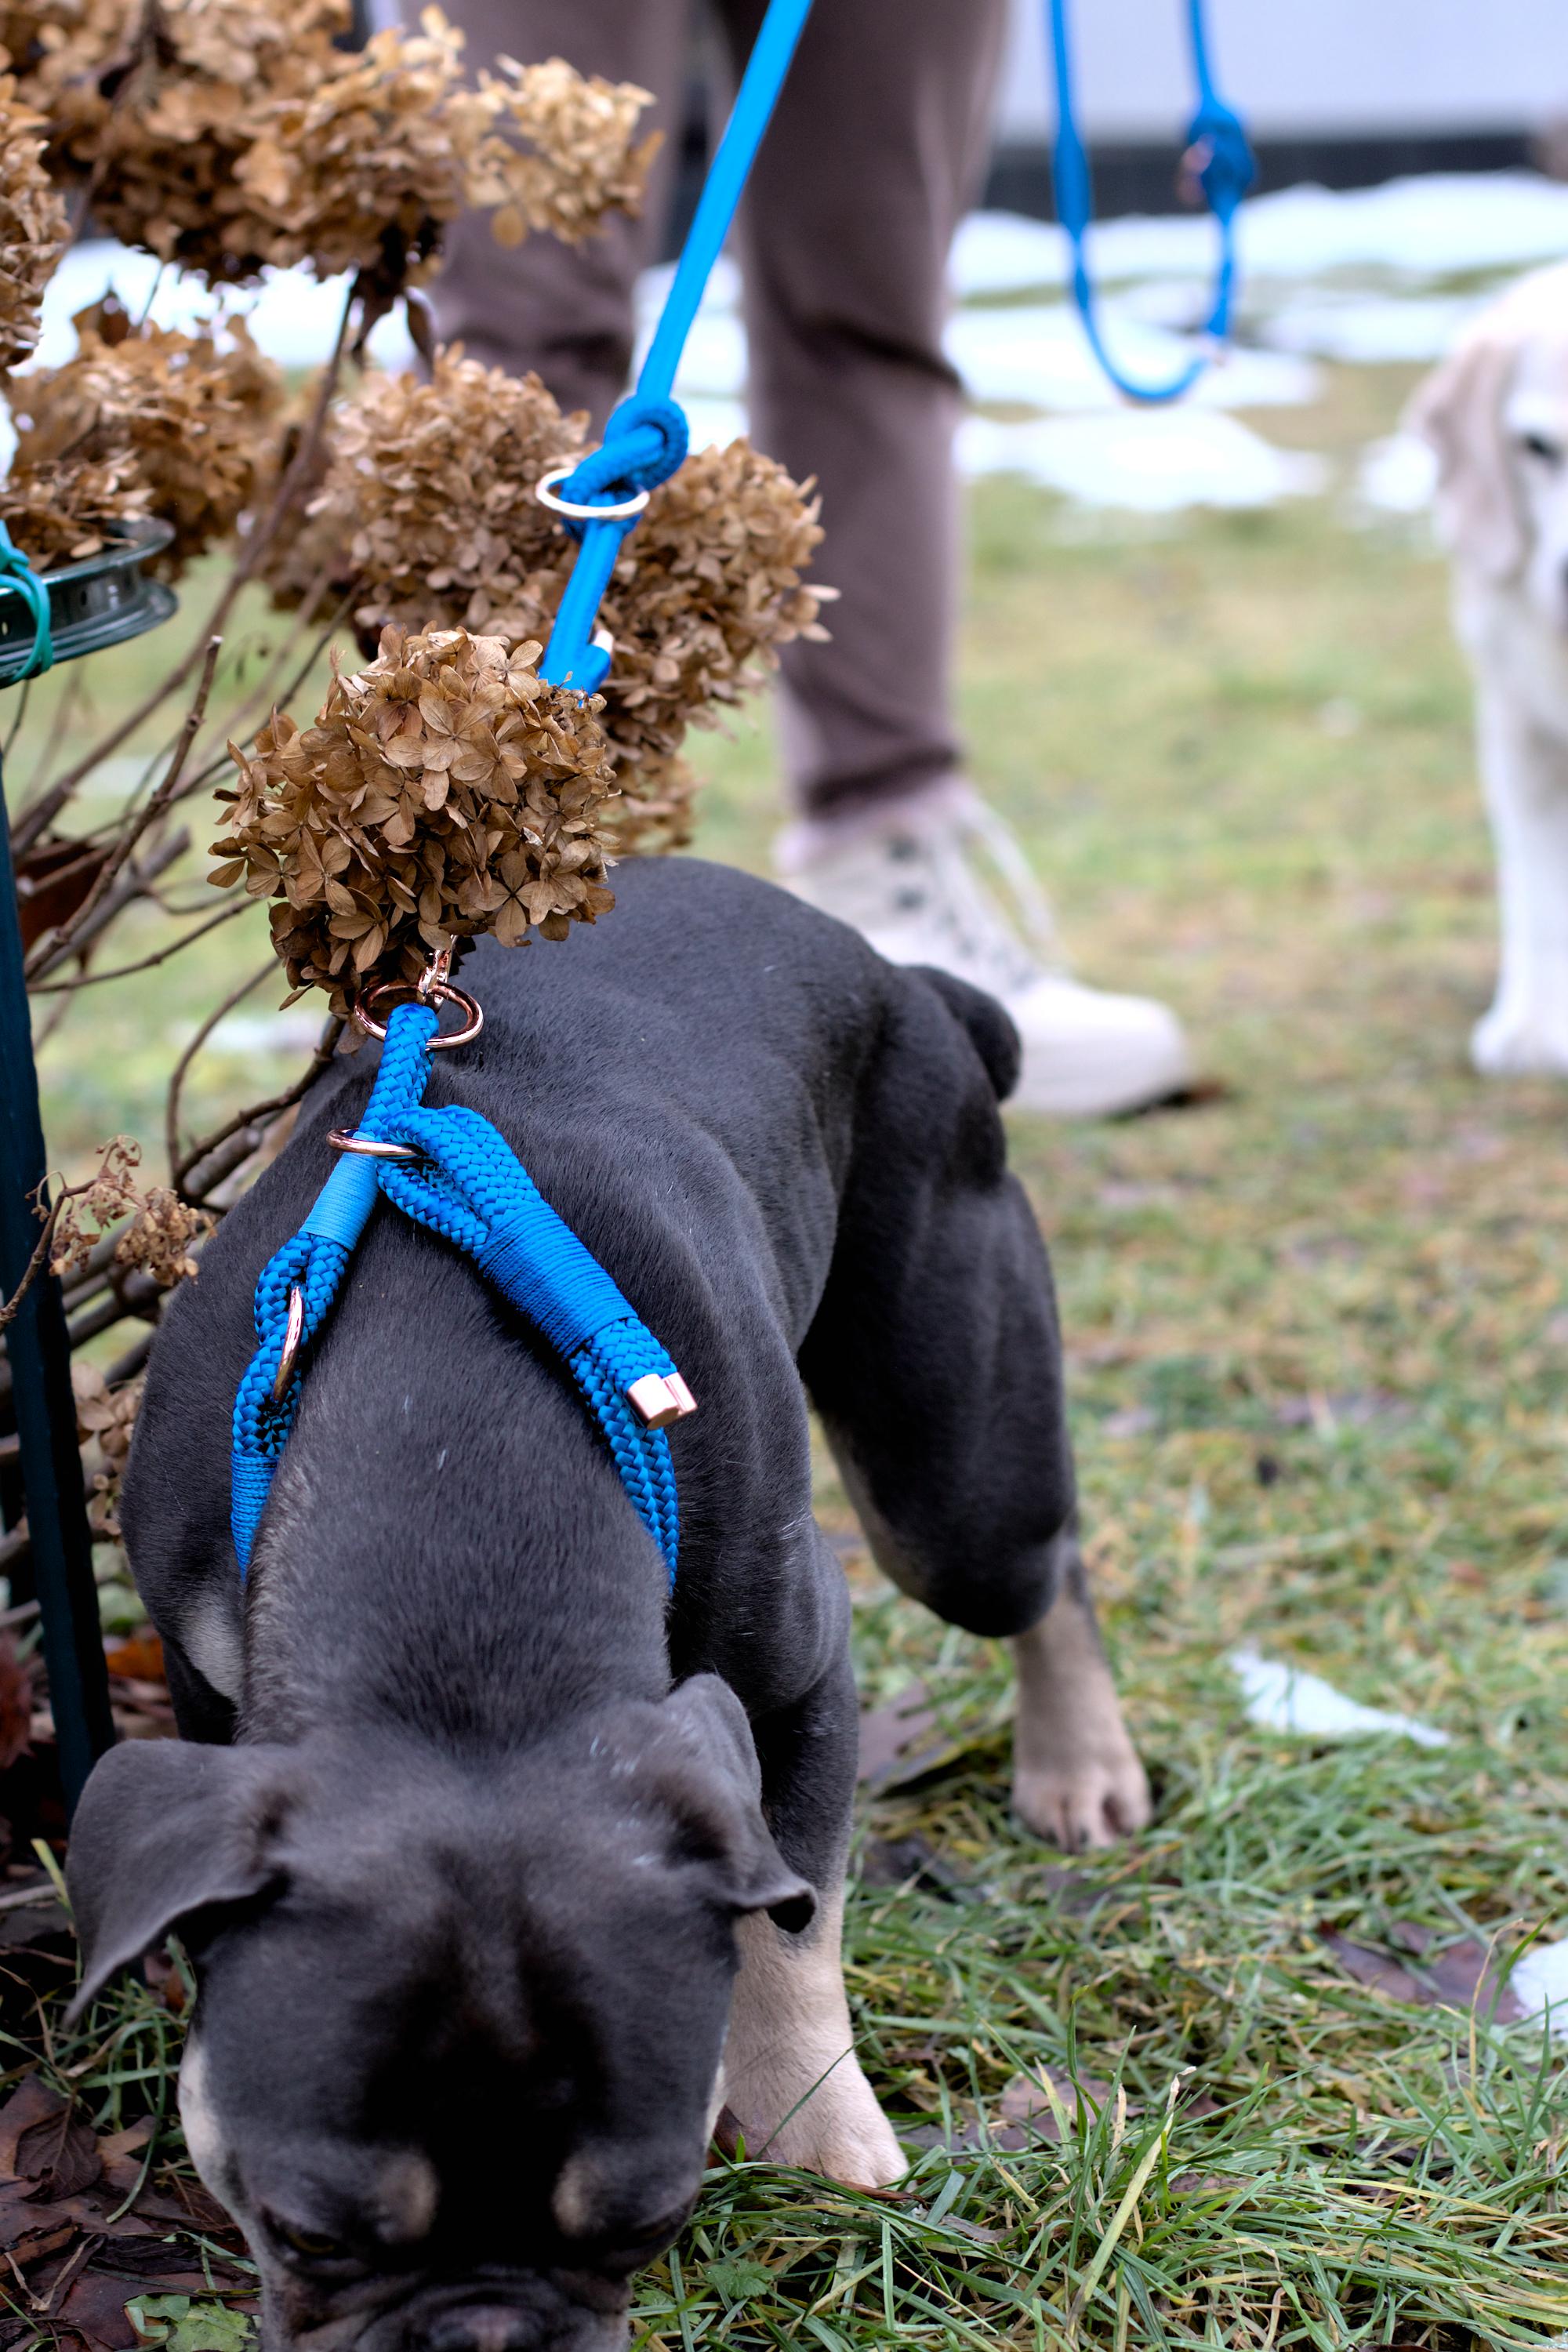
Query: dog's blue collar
230 993 692 1584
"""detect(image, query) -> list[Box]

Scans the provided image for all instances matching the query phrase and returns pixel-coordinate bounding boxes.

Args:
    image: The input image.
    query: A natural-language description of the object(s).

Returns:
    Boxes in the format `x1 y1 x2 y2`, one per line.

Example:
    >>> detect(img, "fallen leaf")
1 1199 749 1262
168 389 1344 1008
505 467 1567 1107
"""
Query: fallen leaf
1322 1927 1524 2022
995 2067 1119 2148
856 1685 997 1791
128 2294 254 2352
857 1835 972 1898
0 2075 252 2352
104 1635 166 1684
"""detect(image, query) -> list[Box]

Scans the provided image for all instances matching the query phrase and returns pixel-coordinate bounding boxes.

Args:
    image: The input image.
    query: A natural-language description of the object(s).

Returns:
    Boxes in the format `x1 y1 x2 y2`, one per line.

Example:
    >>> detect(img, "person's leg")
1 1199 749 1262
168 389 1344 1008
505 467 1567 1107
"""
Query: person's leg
715 0 1192 1116
717 0 1002 822
412 0 689 423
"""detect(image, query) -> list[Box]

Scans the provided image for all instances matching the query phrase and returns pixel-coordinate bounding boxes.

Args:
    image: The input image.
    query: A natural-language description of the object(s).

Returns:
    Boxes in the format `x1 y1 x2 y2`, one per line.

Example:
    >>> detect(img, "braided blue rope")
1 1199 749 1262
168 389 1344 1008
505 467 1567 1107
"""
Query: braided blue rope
1047 0 1254 405
538 0 815 693
0 521 54 681
230 1003 684 1581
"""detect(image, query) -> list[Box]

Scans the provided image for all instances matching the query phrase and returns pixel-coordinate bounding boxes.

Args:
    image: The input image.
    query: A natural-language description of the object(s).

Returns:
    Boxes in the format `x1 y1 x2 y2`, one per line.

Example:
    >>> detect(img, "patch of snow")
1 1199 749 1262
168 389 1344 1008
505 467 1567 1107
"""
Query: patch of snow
1260 292 1482 365
1509 1938 1568 2039
674 394 748 452
32 239 416 374
950 211 1069 297
958 409 1327 511
953 176 1568 304
662 305 748 397
636 251 742 325
1236 172 1568 284
1356 433 1439 515
945 304 1319 412
1229 1646 1450 1747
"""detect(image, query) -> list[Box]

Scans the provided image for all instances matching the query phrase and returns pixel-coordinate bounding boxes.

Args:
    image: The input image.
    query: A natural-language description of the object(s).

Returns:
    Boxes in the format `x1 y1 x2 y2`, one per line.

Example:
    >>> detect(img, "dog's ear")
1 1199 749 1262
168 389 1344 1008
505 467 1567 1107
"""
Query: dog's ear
66 1739 299 2017
1406 330 1524 580
647 1676 816 1933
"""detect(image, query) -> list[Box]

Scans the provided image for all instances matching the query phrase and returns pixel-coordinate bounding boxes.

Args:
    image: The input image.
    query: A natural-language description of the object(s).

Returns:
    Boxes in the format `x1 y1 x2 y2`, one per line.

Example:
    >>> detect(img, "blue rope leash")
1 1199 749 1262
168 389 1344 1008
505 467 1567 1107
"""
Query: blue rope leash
230 1002 688 1584
0 522 54 681
1047 0 1254 405
538 0 815 695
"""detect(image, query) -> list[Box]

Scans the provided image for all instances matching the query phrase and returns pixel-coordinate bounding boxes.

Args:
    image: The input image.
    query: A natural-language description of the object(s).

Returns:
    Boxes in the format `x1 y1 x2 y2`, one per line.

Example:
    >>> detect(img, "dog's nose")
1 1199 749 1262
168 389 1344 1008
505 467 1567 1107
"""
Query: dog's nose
423 2304 539 2352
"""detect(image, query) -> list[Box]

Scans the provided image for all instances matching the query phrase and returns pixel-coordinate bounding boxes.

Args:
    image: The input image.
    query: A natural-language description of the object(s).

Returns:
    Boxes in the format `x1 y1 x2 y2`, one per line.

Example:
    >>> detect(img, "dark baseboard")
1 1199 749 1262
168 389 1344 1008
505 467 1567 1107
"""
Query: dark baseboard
982 129 1536 223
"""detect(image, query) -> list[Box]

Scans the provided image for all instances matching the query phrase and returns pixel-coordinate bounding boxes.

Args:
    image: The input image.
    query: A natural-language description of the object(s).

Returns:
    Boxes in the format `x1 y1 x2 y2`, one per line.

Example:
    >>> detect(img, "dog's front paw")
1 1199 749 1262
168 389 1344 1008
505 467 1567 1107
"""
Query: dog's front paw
1013 1736 1152 1852
1472 1003 1568 1076
729 2054 906 2189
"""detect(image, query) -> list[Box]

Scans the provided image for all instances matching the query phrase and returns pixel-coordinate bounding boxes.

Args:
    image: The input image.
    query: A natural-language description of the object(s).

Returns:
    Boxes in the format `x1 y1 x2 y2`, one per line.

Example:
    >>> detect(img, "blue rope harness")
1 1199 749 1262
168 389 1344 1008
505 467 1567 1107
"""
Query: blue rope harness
231 0 816 1584
230 1004 687 1584
538 0 814 693
1047 0 1254 405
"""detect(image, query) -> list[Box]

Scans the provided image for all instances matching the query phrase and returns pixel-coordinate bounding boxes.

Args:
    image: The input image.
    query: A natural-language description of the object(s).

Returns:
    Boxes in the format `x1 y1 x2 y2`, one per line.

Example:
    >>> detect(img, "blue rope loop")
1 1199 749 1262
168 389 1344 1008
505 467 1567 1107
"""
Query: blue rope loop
539 397 691 696
0 521 54 681
1048 0 1254 405
230 1002 686 1584
539 0 814 692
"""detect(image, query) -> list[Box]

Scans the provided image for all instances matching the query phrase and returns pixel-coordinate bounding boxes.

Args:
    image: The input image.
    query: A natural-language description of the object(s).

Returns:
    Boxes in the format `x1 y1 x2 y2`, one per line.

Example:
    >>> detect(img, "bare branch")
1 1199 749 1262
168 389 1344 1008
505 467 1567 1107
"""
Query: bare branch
2 678 31 760
0 1195 64 1333
176 1013 344 1204
24 824 190 982
23 637 223 979
164 956 275 1181
191 587 358 788
28 892 251 993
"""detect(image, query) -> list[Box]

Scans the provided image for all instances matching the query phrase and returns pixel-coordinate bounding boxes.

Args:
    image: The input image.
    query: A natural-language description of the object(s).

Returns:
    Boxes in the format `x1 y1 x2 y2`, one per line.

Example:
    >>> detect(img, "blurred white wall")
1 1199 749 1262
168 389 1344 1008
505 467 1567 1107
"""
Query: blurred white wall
996 0 1568 140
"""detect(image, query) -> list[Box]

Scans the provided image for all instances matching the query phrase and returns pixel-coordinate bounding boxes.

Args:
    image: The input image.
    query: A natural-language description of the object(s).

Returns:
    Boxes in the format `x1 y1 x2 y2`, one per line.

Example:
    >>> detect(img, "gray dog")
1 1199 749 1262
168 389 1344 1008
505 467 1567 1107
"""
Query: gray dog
67 858 1149 2352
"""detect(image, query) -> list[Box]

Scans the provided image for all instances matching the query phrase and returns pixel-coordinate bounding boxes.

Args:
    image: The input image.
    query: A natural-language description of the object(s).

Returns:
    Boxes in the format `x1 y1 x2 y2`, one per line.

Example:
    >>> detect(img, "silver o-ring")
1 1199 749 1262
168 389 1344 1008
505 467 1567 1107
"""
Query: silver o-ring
535 464 651 523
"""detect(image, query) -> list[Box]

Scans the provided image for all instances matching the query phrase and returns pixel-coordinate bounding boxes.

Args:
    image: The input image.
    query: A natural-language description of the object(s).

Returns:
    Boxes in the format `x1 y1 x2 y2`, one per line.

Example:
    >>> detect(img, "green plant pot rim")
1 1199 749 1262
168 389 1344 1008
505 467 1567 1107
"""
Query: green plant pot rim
0 517 178 686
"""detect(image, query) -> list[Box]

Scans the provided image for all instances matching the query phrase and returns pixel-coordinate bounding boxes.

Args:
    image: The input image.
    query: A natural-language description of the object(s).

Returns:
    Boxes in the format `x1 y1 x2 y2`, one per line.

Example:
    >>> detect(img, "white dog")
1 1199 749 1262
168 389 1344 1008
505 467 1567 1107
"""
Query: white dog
1409 261 1568 1076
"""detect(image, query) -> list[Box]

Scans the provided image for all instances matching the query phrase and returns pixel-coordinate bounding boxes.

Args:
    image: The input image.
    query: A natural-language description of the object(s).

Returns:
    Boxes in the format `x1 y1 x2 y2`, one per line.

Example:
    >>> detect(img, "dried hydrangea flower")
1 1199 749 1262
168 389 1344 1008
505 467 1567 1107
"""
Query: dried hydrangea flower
212 625 618 1013
6 0 653 290
72 1363 144 1539
114 1186 210 1284
454 52 659 249
263 352 829 851
4 303 285 572
0 444 147 565
47 1135 209 1285
0 76 67 369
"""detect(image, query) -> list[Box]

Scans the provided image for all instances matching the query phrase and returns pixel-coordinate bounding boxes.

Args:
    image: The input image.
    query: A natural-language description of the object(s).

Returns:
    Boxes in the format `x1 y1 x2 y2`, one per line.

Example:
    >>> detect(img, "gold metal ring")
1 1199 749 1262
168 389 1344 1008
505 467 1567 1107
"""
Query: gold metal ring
352 979 484 1050
272 1285 305 1403
535 463 651 524
327 1127 423 1161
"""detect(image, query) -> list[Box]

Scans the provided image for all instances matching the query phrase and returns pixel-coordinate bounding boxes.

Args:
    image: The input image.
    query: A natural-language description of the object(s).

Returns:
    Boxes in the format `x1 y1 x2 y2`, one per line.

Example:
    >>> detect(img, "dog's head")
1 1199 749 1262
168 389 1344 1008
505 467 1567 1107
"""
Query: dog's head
1408 260 1568 621
66 1679 811 2352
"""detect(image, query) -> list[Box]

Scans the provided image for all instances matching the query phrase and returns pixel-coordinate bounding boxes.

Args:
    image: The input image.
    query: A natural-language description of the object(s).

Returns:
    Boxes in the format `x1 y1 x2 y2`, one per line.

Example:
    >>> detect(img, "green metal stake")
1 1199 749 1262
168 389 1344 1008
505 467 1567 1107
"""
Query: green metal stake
0 745 117 1813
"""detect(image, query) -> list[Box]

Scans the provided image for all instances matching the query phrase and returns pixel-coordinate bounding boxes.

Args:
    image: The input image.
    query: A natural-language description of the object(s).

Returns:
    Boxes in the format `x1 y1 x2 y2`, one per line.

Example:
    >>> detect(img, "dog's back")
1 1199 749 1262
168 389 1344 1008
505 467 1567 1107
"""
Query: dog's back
124 858 1027 1741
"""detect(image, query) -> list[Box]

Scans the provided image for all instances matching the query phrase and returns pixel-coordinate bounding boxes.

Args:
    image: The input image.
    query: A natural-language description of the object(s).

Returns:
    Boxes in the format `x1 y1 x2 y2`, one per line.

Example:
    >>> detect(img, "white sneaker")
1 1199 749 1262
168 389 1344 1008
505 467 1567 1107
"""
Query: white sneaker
776 783 1192 1118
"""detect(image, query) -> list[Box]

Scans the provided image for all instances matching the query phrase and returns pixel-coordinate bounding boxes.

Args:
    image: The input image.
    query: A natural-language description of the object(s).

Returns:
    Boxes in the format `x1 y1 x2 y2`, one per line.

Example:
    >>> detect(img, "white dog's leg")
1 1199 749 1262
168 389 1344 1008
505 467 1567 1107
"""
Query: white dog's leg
1011 1579 1151 1851
1472 685 1568 1075
723 1887 904 2187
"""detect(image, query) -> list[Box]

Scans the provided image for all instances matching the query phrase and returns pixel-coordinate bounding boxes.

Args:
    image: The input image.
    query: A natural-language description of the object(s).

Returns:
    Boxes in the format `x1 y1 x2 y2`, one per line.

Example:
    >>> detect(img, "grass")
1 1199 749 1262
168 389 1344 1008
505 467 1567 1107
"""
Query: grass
20 358 1568 2346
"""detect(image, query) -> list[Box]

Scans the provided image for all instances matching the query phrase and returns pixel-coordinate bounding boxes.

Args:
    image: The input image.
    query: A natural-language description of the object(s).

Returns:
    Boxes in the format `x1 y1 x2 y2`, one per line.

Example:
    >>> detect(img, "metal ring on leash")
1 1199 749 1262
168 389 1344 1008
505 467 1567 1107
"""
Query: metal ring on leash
535 464 651 523
271 1285 305 1403
353 979 484 1049
327 1127 423 1162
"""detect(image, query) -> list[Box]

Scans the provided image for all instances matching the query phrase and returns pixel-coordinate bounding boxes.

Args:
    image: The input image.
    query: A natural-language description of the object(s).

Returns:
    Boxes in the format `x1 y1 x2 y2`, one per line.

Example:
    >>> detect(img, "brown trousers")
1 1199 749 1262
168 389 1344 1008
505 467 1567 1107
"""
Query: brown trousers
416 0 1007 819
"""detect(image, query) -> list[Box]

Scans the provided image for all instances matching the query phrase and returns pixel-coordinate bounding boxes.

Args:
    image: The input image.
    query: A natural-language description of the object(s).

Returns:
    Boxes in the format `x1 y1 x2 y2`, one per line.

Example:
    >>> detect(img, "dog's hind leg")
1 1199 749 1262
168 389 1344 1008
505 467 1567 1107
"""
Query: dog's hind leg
1008 1526 1149 1849
724 1654 905 2187
800 966 1149 1849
